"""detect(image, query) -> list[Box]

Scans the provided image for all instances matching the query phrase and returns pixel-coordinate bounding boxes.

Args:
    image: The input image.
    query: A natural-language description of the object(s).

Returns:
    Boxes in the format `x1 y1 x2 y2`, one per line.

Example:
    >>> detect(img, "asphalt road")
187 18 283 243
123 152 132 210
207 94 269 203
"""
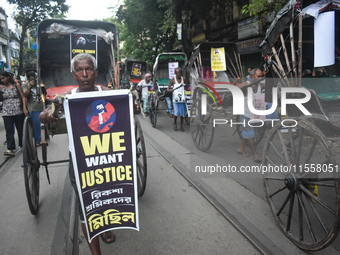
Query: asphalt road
0 125 71 255
0 101 340 255
128 101 340 255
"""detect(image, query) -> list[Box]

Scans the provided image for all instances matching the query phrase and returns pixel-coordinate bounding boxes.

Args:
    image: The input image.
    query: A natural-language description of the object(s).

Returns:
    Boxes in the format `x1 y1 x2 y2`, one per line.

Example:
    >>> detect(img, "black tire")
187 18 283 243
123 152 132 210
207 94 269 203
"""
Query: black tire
135 117 147 197
184 111 190 125
149 94 157 127
236 115 265 145
41 143 51 185
155 92 160 110
23 116 40 215
190 96 214 152
262 119 340 251
185 94 191 125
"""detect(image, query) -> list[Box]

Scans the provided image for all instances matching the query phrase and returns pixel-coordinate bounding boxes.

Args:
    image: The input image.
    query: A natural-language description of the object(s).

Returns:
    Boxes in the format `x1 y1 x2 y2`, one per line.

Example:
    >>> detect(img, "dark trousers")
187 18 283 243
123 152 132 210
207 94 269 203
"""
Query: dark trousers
3 114 25 150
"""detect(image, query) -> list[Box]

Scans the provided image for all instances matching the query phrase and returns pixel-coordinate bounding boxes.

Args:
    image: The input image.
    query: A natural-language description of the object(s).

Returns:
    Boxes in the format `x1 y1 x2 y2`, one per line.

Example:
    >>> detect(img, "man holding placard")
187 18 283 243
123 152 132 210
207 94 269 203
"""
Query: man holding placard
40 53 140 255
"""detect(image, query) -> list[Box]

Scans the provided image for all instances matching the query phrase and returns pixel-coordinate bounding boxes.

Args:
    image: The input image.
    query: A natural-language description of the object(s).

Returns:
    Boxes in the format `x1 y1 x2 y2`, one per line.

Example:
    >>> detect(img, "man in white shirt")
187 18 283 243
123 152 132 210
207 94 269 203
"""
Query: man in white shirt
39 53 116 255
167 68 186 131
236 68 264 162
137 73 153 116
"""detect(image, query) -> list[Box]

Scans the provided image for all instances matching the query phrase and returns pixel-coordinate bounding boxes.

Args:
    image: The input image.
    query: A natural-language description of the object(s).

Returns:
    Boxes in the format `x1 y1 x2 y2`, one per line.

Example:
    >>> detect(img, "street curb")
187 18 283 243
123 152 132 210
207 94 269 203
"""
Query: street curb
0 147 21 172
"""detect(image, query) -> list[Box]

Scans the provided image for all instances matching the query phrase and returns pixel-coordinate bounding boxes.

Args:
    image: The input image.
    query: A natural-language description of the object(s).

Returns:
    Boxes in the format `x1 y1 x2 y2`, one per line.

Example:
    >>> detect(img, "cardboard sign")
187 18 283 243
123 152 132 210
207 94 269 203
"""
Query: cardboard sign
64 90 139 242
70 33 98 71
131 63 142 77
168 62 179 79
211 47 226 71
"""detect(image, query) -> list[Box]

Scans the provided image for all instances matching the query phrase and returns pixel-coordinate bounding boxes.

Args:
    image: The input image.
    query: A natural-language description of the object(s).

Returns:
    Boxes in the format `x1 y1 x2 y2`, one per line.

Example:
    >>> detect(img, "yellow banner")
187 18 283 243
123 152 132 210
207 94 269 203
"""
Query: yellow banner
211 47 226 71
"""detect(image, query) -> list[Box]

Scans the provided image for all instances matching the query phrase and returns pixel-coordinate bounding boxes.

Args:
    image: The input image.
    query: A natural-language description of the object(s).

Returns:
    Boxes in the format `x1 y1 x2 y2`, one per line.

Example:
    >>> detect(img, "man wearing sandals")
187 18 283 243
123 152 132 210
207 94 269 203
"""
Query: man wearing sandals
39 53 117 254
167 67 186 132
0 70 28 156
236 68 264 163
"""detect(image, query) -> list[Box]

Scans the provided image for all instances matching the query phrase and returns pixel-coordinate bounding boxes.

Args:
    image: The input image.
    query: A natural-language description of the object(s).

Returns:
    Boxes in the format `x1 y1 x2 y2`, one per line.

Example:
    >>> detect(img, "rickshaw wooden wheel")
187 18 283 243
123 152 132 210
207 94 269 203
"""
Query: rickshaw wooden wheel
149 93 157 128
135 116 147 197
262 119 340 251
155 92 160 110
236 115 265 145
23 116 40 215
190 95 214 152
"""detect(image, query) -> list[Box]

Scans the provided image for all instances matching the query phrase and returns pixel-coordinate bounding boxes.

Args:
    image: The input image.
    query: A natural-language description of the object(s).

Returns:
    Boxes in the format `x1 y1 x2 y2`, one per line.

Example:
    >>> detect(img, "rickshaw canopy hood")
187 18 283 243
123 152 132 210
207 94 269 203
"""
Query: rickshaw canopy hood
259 0 340 56
36 19 119 88
153 52 187 73
37 19 117 44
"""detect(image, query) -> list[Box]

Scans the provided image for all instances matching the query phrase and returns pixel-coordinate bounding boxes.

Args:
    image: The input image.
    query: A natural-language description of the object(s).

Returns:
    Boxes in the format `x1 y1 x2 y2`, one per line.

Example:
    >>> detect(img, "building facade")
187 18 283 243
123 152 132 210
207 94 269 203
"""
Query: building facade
188 1 274 76
9 30 20 75
0 7 11 69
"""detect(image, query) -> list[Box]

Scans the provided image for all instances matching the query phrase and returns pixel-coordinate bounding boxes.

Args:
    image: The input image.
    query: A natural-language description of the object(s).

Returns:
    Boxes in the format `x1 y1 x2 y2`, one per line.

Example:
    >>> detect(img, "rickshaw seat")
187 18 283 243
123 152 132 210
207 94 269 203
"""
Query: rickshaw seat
130 78 142 84
156 78 170 94
46 85 78 99
302 77 340 102
316 93 340 102
157 78 171 86
46 84 106 99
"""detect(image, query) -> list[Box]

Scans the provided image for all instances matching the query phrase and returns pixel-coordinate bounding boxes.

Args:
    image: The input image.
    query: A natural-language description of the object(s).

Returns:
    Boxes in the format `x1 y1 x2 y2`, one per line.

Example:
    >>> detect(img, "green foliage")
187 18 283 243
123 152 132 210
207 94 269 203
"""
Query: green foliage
117 0 169 66
22 43 36 71
53 13 67 19
157 0 175 36
117 0 237 65
8 0 69 29
7 0 69 74
242 0 287 17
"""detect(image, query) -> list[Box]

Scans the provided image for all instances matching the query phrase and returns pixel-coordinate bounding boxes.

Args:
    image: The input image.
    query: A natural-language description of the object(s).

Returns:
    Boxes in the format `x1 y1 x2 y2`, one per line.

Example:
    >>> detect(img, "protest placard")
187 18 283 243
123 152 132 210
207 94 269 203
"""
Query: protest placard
64 90 139 242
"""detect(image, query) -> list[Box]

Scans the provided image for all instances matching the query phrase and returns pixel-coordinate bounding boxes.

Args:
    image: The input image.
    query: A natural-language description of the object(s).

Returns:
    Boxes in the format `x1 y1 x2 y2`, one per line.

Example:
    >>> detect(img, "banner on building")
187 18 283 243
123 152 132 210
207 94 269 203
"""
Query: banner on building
64 90 139 242
70 33 97 71
238 16 259 40
211 47 226 71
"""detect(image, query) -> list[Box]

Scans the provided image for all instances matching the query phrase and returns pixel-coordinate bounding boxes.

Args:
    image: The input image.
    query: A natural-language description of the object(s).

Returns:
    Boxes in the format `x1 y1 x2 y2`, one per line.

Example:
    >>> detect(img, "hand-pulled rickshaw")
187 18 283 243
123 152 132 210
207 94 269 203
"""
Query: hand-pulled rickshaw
188 42 266 152
152 52 191 127
22 19 147 215
121 59 148 90
257 0 340 251
189 0 340 250
121 59 157 123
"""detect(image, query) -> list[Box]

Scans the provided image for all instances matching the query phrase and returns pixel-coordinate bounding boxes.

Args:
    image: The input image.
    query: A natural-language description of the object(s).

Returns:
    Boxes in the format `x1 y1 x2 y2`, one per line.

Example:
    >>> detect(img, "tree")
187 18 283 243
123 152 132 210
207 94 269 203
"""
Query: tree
117 0 238 65
7 0 69 75
22 40 36 71
117 0 195 65
158 0 188 56
117 0 169 67
242 0 287 17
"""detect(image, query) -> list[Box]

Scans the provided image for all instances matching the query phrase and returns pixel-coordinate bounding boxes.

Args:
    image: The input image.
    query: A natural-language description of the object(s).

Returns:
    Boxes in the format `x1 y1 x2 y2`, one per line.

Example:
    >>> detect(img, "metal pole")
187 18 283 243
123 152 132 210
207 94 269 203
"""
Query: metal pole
27 29 30 48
